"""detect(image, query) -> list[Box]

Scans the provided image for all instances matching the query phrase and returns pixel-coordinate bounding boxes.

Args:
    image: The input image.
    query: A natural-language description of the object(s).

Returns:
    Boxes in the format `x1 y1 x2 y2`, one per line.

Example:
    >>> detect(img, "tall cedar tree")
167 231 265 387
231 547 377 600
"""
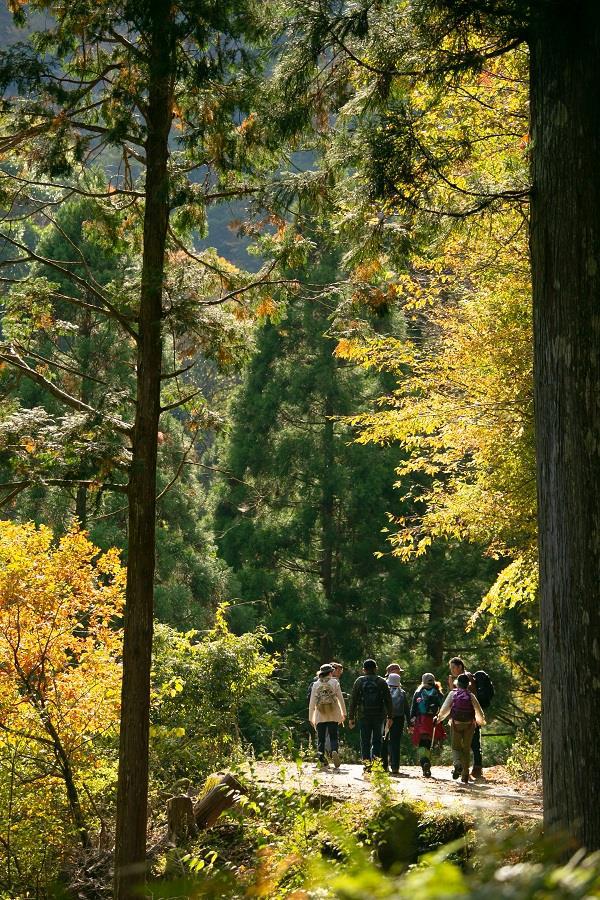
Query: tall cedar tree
0 2 276 893
265 0 600 847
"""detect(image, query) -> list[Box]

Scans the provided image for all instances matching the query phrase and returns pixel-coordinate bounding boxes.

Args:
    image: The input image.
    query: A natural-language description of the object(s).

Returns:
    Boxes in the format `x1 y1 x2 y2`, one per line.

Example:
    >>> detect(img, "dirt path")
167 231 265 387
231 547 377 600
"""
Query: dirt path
251 762 542 821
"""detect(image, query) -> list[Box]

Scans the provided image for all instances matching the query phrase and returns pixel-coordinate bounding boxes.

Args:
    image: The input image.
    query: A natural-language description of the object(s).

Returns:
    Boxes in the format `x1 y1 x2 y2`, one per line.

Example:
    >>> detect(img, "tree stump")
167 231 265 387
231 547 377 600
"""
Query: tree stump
193 773 247 829
166 794 196 843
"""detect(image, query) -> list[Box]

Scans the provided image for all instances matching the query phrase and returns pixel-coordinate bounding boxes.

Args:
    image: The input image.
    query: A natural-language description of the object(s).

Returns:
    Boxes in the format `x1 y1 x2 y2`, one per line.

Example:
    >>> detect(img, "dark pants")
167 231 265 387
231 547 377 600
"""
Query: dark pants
316 721 339 760
382 717 404 772
359 716 385 763
471 725 482 767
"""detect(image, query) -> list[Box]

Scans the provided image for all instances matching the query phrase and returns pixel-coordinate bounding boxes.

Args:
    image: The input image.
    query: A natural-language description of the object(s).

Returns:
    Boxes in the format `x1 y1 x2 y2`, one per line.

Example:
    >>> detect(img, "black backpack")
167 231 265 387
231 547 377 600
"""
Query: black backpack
474 670 494 709
361 676 384 716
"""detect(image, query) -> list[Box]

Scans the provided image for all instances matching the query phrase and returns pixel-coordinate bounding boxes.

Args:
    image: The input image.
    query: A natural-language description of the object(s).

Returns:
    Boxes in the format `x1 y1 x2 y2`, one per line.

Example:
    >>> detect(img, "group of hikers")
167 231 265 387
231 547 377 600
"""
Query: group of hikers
308 657 494 784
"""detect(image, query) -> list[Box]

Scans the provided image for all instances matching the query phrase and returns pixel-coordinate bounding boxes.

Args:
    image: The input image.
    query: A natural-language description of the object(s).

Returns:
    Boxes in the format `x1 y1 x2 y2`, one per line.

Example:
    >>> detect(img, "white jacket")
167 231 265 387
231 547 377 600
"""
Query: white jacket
309 676 347 725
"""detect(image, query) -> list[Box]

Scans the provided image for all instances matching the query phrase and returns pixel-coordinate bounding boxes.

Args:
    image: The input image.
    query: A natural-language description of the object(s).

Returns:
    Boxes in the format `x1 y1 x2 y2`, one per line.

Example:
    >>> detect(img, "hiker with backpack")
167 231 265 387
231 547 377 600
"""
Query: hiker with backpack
348 659 393 772
409 673 446 777
381 670 410 775
308 663 346 769
447 657 494 779
437 673 486 785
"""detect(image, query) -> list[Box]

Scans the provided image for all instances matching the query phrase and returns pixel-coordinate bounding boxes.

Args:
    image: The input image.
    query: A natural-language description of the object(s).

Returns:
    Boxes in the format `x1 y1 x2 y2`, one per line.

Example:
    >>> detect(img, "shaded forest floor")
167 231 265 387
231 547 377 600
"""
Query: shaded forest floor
250 761 542 821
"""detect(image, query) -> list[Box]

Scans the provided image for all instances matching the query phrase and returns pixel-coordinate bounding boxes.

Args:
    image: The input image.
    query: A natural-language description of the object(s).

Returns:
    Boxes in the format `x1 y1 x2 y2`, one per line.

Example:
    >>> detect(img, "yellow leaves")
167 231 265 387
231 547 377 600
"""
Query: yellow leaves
333 338 357 359
255 296 278 320
345 209 536 626
351 259 382 282
0 521 124 750
21 436 36 453
236 112 256 135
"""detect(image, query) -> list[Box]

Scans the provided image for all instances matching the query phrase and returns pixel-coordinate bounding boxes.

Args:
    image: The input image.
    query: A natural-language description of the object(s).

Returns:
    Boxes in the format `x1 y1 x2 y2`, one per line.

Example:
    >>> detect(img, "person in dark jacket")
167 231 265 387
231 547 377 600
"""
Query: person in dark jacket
348 659 393 771
381 672 411 775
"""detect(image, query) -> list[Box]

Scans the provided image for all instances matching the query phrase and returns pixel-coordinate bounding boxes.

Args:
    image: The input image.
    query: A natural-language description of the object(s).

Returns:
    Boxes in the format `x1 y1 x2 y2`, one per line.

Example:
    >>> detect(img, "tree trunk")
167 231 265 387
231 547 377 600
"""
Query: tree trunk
319 331 337 663
530 1 600 850
113 6 173 897
425 589 446 668
166 796 196 843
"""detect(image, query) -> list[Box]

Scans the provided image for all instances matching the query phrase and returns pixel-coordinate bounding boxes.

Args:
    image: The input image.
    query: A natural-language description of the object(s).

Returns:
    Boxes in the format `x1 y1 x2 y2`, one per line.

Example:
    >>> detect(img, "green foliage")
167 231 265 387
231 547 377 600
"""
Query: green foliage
150 607 277 786
507 728 542 786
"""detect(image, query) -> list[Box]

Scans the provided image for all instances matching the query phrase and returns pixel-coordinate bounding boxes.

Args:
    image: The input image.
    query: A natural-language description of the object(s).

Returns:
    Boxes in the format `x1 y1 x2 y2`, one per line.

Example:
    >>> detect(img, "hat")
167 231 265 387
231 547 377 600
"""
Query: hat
318 664 333 676
363 658 377 671
385 662 405 675
422 672 436 685
386 673 402 687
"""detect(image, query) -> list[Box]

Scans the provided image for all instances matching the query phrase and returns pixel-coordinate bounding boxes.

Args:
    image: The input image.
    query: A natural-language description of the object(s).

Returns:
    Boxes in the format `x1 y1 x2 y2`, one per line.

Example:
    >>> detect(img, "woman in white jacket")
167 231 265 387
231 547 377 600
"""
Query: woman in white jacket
308 663 346 769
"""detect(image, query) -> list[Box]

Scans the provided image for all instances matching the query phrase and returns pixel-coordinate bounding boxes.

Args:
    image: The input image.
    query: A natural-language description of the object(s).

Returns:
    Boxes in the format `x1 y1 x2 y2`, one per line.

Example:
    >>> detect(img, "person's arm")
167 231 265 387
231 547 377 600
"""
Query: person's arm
472 695 486 726
335 680 347 719
403 692 411 727
437 692 454 723
348 678 361 721
308 682 318 726
409 691 418 721
381 679 393 719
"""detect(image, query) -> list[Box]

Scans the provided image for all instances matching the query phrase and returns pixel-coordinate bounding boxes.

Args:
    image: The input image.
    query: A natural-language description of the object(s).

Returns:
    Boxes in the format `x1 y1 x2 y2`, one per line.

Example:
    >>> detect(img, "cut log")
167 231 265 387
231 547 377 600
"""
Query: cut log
193 774 247 829
166 795 196 843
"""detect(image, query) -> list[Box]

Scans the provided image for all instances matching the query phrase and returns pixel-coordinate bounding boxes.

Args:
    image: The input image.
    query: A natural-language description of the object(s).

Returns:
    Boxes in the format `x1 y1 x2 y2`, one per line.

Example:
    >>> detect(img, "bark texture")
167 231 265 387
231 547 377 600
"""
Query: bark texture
113 5 173 896
530 0 600 850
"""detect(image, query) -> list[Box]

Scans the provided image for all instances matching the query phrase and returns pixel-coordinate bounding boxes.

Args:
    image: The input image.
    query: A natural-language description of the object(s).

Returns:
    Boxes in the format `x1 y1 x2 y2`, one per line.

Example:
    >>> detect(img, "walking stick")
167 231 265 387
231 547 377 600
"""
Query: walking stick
430 716 438 754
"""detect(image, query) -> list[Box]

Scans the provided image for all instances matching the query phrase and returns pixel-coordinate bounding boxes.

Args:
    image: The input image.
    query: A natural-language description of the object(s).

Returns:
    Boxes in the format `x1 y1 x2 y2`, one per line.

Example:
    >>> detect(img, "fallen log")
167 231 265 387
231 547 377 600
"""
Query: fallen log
193 773 247 829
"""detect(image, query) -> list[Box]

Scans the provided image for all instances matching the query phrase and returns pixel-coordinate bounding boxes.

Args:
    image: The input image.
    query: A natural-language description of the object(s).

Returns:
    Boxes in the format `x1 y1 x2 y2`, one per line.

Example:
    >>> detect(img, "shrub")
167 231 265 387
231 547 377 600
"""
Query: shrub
506 727 542 785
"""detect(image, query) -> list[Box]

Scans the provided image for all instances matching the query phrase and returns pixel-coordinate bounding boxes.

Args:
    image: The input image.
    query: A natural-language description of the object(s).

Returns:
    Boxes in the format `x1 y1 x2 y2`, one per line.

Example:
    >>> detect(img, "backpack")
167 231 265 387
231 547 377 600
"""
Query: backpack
451 688 475 722
314 680 337 712
473 671 494 709
416 686 441 716
361 676 384 716
390 685 406 718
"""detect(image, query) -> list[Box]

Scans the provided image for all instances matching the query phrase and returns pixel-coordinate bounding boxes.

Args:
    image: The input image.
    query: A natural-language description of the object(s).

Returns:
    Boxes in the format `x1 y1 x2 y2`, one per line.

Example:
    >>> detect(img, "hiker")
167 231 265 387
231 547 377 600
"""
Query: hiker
447 657 494 779
348 659 393 771
385 662 403 676
306 660 344 706
437 673 486 785
381 671 410 775
409 673 446 777
308 663 346 768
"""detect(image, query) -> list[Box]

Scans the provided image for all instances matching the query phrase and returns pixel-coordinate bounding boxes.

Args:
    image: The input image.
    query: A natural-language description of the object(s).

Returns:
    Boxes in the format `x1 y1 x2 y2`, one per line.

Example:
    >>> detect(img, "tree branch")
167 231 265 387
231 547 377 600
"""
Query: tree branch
0 345 133 436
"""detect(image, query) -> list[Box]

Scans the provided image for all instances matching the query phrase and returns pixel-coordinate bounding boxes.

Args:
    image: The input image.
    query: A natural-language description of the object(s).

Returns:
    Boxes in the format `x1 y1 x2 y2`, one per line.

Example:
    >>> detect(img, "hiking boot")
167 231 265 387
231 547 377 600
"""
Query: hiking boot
391 769 400 775
452 764 462 780
331 750 341 769
420 758 431 778
470 766 484 779
461 773 470 785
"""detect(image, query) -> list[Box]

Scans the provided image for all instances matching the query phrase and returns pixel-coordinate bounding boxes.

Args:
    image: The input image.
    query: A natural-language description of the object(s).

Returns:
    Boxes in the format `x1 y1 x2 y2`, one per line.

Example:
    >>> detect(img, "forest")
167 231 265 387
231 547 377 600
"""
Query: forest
0 0 598 897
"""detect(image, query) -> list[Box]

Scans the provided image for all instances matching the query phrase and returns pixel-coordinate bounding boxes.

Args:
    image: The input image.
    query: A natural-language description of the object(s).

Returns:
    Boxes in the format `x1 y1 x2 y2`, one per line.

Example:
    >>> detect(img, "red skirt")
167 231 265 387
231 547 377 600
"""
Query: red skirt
411 714 446 746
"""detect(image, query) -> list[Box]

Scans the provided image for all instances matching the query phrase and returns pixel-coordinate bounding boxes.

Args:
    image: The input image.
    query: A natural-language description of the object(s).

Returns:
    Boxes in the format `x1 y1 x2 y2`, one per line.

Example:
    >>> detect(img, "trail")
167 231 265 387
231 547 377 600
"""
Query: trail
251 762 542 821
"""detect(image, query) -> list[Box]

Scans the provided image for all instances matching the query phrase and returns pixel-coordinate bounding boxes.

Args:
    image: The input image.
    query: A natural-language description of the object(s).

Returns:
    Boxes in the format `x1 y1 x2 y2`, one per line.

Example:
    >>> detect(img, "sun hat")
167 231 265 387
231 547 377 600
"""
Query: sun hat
422 672 436 685
318 664 333 676
386 673 402 687
386 662 405 675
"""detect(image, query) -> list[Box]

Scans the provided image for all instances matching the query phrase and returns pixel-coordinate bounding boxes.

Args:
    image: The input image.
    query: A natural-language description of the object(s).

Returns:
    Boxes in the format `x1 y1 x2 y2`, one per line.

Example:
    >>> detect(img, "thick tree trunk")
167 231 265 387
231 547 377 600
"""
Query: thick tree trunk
113 6 173 897
530 1 600 850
